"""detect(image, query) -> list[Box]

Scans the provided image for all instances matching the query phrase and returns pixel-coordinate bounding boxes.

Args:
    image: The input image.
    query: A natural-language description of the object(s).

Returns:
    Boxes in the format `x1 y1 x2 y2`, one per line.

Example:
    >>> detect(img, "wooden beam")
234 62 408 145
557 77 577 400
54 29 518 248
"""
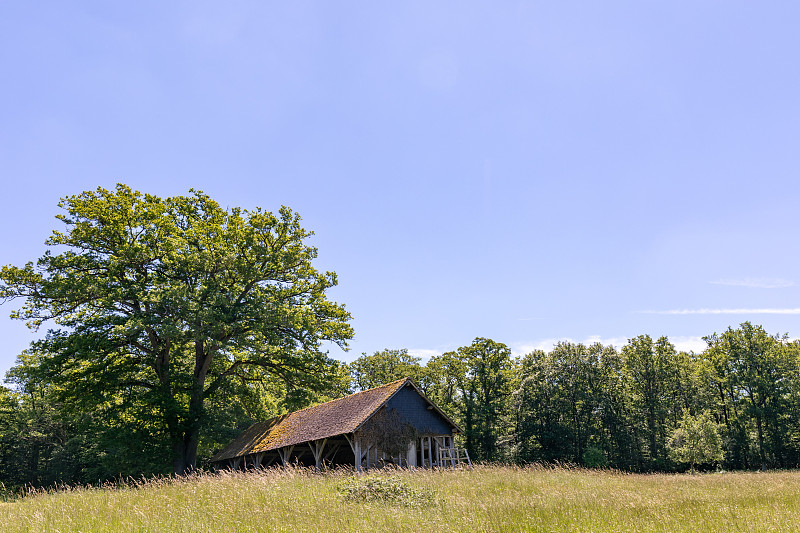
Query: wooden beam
354 437 362 473
407 440 417 469
425 437 431 468
308 438 328 470
344 434 355 453
323 442 341 462
278 445 295 467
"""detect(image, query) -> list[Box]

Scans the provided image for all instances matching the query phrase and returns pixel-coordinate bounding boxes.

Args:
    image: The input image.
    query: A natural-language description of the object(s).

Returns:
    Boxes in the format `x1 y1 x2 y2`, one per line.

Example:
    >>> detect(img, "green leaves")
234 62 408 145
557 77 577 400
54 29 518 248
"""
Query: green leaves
433 338 515 462
349 349 423 392
336 475 436 507
702 322 795 468
1 184 353 474
667 410 724 472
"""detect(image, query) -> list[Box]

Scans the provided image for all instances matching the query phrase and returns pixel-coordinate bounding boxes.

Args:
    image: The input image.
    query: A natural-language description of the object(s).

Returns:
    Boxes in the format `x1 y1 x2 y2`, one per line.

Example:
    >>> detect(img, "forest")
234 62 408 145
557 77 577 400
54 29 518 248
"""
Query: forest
2 322 799 488
1 186 798 488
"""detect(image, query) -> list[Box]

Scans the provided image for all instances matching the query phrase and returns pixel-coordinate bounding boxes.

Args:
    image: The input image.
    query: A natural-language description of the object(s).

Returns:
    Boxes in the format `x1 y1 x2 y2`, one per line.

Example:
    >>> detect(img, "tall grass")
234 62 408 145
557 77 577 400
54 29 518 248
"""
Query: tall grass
3 465 800 532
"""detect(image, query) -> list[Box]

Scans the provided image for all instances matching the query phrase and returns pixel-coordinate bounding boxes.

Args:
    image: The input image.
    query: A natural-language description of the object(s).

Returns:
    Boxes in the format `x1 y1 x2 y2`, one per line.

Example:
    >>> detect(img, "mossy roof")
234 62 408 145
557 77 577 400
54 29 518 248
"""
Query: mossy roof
211 377 450 462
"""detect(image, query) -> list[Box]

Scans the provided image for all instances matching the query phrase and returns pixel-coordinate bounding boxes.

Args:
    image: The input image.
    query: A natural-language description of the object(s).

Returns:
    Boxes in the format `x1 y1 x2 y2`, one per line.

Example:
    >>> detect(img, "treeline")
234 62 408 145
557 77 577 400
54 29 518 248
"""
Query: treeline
350 322 800 471
1 321 799 488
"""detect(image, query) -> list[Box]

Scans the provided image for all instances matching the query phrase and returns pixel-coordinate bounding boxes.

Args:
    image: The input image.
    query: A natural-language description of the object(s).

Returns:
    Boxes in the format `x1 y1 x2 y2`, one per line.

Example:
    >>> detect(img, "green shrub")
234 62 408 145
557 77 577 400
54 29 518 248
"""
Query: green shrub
582 447 609 468
335 475 435 507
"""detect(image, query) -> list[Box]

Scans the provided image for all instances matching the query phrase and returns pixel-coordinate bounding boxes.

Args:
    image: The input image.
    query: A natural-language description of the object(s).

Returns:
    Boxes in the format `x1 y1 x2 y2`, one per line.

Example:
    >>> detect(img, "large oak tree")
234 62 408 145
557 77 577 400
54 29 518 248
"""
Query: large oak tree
0 185 353 474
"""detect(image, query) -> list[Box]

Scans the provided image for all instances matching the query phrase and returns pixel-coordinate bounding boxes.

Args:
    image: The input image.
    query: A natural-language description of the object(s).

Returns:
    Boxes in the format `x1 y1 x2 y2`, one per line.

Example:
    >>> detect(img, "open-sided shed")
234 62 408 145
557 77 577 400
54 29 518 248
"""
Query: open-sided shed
210 377 468 471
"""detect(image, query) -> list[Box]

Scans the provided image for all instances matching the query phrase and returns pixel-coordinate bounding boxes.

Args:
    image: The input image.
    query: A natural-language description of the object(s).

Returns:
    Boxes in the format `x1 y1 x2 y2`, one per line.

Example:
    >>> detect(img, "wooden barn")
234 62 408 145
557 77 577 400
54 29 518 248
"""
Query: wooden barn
210 377 469 471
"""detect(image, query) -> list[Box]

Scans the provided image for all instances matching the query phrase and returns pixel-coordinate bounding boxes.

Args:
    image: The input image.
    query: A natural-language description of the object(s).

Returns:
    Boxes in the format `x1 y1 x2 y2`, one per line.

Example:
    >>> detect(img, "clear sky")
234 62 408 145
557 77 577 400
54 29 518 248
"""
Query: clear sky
2 2 800 377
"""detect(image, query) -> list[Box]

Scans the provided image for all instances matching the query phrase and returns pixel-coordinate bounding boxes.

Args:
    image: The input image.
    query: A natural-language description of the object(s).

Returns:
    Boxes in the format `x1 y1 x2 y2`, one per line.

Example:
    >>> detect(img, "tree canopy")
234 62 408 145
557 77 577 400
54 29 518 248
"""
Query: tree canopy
0 185 353 474
667 410 723 473
349 349 424 392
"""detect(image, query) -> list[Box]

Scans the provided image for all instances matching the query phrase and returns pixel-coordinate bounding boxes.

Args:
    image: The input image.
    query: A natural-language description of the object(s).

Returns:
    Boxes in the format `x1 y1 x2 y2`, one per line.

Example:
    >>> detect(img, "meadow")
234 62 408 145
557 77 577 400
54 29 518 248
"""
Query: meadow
2 465 800 532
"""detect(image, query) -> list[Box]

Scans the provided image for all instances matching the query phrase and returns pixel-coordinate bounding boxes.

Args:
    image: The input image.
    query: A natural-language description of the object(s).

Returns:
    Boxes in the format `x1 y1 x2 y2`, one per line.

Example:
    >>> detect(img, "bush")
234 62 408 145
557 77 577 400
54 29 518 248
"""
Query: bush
335 475 435 507
667 410 723 473
582 447 609 468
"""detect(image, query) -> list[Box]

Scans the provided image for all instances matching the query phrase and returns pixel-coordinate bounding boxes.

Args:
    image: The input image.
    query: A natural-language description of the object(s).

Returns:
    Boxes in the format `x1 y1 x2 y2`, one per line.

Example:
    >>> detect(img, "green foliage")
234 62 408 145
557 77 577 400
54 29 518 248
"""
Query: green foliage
421 349 467 419
427 338 515 462
515 343 607 465
667 410 723 472
336 474 435 507
0 185 353 475
463 338 516 462
621 335 686 470
582 446 609 468
348 349 423 392
703 322 798 469
513 338 710 472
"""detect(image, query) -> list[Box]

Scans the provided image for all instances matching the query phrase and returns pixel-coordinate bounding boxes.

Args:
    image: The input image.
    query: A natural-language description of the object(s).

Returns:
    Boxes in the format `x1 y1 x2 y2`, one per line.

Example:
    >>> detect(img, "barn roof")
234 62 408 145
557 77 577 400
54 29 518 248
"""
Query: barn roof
210 377 458 462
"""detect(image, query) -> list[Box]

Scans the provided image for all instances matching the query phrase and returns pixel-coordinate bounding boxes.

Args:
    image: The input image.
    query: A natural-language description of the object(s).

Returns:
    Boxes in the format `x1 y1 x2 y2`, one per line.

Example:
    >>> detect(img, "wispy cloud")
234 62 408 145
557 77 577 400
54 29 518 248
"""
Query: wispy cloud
711 277 795 289
640 308 800 315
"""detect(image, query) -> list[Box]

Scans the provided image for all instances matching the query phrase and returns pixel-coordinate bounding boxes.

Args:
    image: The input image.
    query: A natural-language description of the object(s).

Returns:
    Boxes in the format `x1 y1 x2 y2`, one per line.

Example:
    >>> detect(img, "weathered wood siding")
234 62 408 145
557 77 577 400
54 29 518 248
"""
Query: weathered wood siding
386 385 454 435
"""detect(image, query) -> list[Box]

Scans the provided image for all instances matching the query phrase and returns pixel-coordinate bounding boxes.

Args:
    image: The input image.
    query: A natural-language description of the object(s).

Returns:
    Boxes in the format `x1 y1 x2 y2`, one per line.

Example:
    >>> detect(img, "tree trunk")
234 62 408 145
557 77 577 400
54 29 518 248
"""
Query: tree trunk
717 383 730 429
648 403 658 468
173 430 200 476
756 414 766 468
165 340 213 476
169 339 213 476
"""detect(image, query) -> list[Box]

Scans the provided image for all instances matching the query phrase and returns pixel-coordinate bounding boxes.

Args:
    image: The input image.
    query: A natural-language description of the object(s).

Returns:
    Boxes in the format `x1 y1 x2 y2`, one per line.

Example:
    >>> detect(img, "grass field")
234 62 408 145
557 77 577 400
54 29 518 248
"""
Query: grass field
2 465 800 532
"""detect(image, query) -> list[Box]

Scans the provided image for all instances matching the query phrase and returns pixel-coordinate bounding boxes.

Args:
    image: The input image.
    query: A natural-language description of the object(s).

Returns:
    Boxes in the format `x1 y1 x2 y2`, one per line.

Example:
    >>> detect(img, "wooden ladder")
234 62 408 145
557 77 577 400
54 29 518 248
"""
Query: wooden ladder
438 447 473 469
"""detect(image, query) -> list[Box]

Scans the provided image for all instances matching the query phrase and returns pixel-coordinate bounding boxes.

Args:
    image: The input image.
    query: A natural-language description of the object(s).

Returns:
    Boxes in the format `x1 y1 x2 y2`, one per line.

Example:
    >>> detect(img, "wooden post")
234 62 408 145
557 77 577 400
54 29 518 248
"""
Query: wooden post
308 439 327 470
354 437 362 473
309 441 317 470
426 437 432 468
406 441 416 469
278 445 295 467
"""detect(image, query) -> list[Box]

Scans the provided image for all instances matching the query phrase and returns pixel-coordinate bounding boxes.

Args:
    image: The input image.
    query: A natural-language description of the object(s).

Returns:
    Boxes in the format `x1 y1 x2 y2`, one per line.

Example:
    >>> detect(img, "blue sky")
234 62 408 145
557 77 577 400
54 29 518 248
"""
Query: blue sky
2 2 800 377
